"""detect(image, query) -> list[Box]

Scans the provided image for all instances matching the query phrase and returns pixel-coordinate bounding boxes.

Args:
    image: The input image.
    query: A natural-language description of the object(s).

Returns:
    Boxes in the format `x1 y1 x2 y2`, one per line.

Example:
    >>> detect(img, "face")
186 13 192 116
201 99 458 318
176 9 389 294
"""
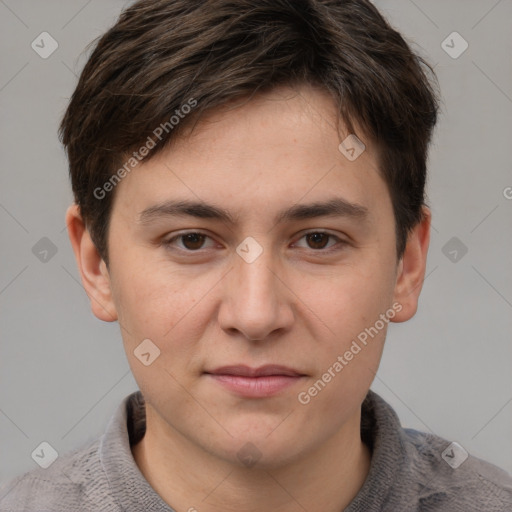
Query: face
76 84 426 468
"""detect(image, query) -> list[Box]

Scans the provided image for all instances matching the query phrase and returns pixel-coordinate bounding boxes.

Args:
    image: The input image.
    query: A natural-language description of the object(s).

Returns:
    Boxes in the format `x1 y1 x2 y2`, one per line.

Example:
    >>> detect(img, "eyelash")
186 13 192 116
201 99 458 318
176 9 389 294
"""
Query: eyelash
162 231 347 254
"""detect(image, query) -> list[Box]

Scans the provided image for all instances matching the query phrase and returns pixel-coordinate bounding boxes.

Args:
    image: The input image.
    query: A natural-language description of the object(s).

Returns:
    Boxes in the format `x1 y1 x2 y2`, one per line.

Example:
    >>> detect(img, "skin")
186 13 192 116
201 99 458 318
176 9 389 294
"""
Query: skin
66 84 430 512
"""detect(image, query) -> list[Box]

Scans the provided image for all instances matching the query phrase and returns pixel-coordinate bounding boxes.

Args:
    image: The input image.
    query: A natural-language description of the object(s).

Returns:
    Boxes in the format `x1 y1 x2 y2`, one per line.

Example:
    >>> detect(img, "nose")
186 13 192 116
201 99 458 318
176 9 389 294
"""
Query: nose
217 246 295 341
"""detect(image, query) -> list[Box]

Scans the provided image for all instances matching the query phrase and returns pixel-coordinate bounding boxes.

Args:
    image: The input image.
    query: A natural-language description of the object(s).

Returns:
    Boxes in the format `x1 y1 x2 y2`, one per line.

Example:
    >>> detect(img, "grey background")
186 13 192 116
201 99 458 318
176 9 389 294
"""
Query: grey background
1 0 511 483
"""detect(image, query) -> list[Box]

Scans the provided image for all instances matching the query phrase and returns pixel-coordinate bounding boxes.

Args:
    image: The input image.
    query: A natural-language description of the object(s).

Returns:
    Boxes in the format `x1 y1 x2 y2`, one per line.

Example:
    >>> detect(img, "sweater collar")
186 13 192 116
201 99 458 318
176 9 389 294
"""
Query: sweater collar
344 390 406 511
99 389 406 512
99 391 176 512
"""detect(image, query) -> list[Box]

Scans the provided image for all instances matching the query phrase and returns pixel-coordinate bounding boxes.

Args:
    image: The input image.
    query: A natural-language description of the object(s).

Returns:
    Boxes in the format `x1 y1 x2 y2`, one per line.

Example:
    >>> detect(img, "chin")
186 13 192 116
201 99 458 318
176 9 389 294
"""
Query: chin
208 428 311 470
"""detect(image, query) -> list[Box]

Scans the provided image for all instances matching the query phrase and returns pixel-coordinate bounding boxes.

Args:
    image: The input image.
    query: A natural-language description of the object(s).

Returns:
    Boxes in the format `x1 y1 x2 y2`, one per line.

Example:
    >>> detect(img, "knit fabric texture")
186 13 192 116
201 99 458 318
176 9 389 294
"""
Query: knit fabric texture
1 389 511 511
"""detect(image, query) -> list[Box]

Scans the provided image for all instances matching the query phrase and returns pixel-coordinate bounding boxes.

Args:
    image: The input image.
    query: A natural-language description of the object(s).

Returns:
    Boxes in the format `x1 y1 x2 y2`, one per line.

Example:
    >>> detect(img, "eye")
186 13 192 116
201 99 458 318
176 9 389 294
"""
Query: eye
293 231 345 251
162 230 347 253
163 232 215 251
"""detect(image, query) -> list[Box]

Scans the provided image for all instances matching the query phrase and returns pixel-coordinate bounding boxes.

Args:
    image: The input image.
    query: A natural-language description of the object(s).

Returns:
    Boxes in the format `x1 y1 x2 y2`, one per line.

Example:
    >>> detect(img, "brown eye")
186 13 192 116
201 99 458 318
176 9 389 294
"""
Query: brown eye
163 232 214 252
306 232 331 250
293 231 345 253
180 233 206 250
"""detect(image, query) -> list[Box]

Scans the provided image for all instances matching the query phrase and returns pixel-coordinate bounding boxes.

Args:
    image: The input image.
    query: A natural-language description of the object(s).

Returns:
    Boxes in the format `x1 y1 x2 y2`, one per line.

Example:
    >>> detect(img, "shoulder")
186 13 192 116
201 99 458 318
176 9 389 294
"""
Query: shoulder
402 427 512 511
0 437 119 512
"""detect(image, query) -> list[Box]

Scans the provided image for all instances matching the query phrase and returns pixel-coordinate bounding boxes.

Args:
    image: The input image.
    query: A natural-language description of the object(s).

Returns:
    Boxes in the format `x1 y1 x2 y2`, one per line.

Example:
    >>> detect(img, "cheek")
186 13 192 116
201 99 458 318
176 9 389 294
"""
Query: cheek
109 256 199 342
302 261 395 333
294 259 395 388
112 265 211 398
294 271 391 422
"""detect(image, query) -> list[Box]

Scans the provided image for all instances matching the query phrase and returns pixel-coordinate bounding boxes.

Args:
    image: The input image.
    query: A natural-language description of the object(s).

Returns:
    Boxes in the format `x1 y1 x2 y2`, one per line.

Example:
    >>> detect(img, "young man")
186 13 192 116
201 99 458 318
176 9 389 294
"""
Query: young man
1 0 511 511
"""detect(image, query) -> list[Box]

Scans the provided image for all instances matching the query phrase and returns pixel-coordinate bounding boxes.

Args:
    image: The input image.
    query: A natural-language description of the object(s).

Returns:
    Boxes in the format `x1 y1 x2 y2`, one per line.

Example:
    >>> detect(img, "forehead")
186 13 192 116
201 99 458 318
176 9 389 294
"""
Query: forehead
110 85 390 225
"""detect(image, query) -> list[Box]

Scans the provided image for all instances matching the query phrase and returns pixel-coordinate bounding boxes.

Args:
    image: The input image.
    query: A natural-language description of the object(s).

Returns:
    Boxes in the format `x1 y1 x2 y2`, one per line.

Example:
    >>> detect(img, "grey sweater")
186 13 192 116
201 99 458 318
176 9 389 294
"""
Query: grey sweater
1 389 511 511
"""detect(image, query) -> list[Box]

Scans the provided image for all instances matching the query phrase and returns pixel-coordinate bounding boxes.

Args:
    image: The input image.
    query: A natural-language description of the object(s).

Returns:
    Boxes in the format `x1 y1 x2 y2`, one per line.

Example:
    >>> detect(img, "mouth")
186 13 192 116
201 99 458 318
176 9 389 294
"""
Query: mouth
204 365 306 398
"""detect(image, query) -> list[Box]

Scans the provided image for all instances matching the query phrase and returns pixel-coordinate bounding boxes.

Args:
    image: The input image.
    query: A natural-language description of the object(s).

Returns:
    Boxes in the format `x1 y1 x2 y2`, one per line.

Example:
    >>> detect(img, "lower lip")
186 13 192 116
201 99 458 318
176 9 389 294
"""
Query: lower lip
207 374 303 398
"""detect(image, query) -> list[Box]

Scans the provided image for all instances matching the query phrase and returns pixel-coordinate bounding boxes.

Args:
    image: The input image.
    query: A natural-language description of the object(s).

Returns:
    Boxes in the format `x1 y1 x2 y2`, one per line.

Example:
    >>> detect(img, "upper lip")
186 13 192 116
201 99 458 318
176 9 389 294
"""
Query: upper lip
206 365 304 377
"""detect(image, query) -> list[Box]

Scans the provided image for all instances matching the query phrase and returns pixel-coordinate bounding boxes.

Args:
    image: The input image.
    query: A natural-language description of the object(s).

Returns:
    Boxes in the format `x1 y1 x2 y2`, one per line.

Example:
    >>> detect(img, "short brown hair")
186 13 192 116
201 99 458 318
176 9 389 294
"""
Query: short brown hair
60 0 440 266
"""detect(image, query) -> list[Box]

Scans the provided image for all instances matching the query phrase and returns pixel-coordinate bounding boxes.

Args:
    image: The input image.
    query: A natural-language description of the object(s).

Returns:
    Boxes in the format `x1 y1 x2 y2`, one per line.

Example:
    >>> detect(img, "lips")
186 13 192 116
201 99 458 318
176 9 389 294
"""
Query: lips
205 365 306 398
206 365 304 377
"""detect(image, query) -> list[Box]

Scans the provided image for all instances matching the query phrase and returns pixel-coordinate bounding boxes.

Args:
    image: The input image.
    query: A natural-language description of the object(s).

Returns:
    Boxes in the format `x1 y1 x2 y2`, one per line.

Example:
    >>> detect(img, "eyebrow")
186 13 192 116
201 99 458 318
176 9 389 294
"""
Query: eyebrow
138 197 369 226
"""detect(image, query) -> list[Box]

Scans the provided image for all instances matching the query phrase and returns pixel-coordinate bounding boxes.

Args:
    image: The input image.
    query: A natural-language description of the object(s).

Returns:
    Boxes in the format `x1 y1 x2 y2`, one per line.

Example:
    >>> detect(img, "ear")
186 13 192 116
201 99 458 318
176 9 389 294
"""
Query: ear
391 206 431 323
65 204 118 322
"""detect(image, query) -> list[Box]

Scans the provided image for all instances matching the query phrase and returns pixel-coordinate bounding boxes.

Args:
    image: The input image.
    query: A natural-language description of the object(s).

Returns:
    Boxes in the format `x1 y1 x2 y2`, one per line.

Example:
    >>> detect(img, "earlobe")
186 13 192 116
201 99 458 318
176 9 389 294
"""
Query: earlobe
65 204 118 322
391 207 431 323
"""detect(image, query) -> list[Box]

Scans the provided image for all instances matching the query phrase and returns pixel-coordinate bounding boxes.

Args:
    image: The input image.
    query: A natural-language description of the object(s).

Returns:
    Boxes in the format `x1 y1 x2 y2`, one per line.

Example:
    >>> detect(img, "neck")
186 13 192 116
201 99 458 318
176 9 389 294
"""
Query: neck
132 405 371 512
